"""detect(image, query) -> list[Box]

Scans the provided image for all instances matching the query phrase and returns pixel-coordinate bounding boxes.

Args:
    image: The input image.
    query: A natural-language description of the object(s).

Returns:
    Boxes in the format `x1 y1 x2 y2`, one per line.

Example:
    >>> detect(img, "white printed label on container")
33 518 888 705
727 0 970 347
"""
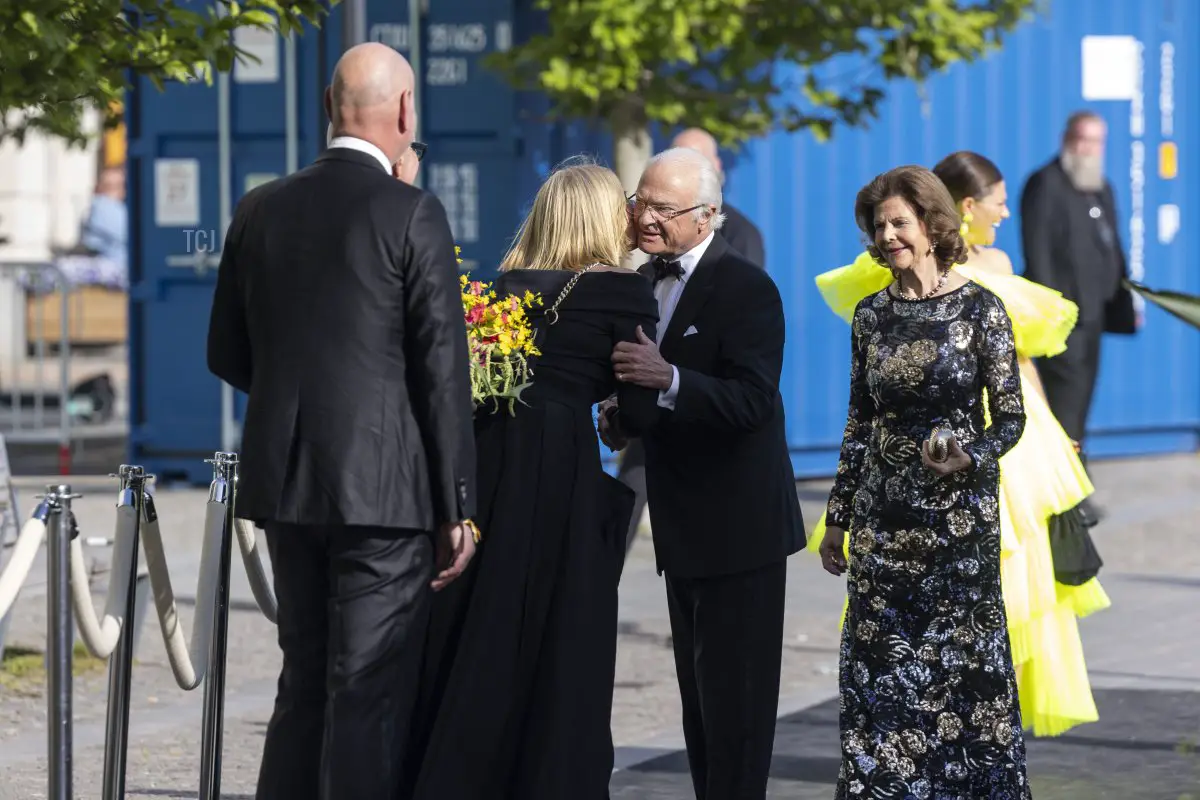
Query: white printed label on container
1081 35 1139 101
154 158 201 228
233 27 280 83
244 173 279 193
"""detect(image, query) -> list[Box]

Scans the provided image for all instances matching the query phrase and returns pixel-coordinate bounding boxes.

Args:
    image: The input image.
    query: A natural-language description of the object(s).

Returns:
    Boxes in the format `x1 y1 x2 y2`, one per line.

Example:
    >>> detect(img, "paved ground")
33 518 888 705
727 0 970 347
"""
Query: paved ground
1 454 1198 799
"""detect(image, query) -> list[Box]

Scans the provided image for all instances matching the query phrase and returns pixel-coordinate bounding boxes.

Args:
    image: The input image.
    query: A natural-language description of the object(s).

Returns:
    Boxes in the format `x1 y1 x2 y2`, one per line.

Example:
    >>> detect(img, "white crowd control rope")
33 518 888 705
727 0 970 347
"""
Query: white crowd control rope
4 454 278 800
70 505 136 658
137 497 224 690
67 494 278 690
234 518 278 624
0 510 49 621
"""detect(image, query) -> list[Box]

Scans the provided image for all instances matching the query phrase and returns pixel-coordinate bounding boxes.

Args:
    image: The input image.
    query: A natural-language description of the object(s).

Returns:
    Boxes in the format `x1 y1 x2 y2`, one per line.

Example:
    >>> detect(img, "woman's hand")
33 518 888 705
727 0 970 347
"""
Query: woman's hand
921 438 973 476
819 526 848 576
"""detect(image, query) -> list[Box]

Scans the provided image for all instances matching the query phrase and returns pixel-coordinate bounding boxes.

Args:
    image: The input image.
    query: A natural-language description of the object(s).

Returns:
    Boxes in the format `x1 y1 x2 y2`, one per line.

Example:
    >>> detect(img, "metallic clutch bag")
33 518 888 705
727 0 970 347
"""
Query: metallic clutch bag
927 426 956 462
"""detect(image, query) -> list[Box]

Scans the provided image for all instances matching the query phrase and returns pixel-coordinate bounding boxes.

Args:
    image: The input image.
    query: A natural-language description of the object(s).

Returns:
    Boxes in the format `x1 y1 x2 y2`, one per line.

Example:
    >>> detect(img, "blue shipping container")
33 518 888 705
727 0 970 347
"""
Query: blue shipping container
722 0 1199 477
126 0 525 483
126 0 1197 483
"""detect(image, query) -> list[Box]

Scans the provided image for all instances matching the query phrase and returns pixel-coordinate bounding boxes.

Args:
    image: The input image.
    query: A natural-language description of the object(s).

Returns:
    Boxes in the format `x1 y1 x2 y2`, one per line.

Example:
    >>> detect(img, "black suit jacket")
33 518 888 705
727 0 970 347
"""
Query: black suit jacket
719 203 765 269
1019 158 1137 334
632 236 804 578
206 147 476 530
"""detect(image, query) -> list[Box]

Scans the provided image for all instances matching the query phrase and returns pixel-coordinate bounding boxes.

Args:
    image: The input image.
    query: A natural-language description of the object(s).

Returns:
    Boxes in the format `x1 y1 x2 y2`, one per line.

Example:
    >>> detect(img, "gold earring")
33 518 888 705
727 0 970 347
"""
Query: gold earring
959 211 973 240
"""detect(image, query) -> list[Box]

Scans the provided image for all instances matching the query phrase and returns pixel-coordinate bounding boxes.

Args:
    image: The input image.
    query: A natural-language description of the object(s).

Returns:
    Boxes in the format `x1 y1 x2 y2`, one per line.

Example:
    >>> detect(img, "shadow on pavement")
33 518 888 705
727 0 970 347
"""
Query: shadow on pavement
611 688 1200 799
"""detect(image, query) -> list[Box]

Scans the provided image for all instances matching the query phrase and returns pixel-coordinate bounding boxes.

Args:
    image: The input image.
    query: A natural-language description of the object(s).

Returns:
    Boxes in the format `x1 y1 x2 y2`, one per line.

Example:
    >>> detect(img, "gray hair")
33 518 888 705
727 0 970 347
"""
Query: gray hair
647 147 726 230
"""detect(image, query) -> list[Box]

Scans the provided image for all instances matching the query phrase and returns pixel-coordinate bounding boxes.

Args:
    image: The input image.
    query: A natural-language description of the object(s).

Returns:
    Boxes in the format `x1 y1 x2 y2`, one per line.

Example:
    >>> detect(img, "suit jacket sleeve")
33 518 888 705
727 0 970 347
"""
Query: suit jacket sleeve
671 273 783 433
1101 182 1138 334
612 284 662 436
403 193 476 525
206 206 252 393
1019 171 1059 291
723 213 766 269
735 224 766 270
1102 183 1129 275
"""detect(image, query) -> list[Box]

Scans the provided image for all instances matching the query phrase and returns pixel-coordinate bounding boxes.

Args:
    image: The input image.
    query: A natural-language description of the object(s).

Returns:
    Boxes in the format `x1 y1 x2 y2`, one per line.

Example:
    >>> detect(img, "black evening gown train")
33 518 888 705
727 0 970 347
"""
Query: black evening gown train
403 268 660 800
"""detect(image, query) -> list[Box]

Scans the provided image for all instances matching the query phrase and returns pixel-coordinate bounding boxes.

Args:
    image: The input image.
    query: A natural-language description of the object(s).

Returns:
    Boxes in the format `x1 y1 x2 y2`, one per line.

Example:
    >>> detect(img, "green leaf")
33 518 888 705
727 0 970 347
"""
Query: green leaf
489 0 1036 151
0 0 332 145
20 11 40 35
237 9 276 28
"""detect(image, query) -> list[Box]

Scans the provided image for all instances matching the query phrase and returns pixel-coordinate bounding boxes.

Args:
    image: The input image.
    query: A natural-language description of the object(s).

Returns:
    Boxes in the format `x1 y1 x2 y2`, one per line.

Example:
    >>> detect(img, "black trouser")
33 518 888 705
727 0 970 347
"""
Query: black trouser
256 523 434 800
616 440 648 575
1035 321 1104 445
665 559 787 800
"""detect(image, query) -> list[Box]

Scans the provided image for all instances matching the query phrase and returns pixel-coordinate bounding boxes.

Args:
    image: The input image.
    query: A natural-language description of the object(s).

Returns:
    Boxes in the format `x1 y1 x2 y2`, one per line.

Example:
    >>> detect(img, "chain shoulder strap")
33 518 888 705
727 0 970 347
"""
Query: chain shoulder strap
546 263 601 325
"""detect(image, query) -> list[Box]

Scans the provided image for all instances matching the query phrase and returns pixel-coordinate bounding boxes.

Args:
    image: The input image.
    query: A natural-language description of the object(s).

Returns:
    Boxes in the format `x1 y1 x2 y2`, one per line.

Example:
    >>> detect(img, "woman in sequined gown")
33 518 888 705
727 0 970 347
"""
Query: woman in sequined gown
809 151 1110 739
819 166 1032 799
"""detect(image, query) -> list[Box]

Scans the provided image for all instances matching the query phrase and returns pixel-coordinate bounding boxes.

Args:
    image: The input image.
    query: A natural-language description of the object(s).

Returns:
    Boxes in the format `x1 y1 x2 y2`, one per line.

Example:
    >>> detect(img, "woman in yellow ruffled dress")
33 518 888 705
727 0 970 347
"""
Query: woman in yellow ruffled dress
810 151 1109 737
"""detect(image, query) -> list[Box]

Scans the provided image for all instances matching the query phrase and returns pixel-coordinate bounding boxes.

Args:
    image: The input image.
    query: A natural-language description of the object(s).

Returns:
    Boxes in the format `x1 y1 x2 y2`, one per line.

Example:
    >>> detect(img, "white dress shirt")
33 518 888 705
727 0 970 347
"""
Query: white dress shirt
653 231 715 410
327 134 393 173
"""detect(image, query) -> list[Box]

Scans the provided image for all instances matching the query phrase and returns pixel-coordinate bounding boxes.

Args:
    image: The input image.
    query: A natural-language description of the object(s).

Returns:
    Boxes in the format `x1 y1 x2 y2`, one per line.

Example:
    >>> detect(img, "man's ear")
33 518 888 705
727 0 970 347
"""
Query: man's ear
398 89 412 136
324 86 333 128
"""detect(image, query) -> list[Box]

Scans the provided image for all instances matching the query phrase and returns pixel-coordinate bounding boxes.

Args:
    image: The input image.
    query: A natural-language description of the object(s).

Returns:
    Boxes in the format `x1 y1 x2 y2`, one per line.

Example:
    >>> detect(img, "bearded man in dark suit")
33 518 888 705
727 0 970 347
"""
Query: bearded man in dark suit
1021 111 1139 483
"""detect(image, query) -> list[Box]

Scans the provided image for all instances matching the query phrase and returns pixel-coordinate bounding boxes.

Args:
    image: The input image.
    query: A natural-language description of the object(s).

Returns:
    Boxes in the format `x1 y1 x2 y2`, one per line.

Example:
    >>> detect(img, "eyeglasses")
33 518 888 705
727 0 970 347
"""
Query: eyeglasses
410 141 427 162
626 192 704 223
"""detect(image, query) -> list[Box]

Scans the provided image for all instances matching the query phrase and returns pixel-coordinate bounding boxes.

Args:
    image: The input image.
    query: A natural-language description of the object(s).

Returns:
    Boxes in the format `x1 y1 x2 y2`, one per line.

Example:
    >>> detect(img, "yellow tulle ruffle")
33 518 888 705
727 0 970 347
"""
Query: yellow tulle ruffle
816 252 1080 359
810 251 1109 737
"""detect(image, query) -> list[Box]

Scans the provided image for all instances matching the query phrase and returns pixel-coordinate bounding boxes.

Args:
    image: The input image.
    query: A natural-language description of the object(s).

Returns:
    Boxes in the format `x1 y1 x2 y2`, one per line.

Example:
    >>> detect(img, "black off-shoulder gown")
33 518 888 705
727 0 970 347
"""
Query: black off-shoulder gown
403 269 661 800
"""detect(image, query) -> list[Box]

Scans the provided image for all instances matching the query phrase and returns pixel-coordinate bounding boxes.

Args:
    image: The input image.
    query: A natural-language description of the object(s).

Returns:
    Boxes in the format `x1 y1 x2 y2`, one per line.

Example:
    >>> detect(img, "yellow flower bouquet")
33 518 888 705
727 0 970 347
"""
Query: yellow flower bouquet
459 252 543 415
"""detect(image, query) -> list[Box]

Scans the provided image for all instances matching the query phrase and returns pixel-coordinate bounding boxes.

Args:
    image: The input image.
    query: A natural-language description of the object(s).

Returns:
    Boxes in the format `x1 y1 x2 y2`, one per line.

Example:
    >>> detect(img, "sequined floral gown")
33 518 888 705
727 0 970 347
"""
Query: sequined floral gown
826 282 1032 799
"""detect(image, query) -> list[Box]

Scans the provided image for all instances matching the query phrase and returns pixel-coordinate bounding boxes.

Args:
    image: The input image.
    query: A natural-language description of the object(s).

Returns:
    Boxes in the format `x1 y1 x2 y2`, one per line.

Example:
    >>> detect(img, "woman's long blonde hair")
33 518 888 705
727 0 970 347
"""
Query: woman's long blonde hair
500 159 629 272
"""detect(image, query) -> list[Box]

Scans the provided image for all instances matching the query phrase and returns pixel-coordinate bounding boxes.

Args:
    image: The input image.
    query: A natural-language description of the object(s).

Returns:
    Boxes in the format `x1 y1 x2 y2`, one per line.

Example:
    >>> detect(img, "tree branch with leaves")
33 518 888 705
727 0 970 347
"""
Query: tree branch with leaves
488 0 1035 186
0 0 338 146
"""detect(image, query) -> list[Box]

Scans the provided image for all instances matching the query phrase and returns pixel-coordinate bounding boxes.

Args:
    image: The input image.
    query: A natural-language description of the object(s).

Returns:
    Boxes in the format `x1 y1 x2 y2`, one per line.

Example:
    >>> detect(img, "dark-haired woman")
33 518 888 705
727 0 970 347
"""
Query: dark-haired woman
810 151 1109 739
819 165 1031 798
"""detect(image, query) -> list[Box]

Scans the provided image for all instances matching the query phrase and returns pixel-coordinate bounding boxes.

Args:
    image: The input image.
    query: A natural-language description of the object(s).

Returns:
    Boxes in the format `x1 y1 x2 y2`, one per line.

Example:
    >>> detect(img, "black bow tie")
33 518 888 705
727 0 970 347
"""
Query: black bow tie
652 258 685 284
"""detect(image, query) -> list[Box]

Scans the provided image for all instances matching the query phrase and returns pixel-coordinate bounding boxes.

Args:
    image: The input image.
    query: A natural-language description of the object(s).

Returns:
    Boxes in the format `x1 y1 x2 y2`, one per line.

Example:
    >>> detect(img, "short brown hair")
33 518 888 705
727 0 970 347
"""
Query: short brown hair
854 165 967 271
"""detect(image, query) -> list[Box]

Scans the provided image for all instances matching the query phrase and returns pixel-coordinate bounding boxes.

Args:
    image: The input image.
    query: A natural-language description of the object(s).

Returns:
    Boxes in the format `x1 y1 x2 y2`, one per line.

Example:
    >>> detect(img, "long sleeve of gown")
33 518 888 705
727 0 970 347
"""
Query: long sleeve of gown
825 304 877 530
966 293 1026 479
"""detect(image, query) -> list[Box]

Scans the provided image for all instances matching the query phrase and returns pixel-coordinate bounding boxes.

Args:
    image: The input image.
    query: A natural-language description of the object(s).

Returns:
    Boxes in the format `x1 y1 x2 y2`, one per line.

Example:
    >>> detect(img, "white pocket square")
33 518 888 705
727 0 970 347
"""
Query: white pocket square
684 325 699 337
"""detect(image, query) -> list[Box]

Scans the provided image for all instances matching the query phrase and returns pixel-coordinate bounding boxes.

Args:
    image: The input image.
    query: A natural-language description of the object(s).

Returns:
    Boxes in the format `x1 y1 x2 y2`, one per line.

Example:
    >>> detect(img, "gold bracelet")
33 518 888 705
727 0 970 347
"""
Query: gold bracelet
464 518 482 544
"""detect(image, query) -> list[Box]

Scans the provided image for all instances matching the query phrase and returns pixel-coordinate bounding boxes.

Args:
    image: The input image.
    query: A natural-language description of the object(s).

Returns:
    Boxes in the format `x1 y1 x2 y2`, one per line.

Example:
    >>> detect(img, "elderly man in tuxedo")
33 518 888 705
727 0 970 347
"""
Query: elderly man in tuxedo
208 43 476 800
602 147 804 798
616 130 767 568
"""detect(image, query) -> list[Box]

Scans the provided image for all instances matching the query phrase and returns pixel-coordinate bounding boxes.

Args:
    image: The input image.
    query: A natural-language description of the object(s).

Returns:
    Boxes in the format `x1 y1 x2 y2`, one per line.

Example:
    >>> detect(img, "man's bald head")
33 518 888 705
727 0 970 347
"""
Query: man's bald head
671 128 722 180
324 43 417 164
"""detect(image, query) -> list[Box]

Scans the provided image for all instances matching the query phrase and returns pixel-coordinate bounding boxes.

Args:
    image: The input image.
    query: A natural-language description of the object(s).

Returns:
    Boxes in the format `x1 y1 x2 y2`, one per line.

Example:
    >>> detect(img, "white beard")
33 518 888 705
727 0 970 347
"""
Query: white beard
1061 152 1105 192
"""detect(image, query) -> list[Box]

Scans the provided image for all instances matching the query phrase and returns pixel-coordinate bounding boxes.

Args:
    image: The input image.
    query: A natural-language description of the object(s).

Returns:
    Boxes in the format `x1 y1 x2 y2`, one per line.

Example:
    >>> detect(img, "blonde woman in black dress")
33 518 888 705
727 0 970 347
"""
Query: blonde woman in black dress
404 162 660 800
818 166 1032 798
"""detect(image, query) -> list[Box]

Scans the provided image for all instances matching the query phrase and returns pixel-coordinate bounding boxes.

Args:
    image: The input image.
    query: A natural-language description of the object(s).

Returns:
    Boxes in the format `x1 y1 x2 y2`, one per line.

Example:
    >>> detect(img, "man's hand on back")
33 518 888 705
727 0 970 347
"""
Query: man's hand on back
431 520 475 591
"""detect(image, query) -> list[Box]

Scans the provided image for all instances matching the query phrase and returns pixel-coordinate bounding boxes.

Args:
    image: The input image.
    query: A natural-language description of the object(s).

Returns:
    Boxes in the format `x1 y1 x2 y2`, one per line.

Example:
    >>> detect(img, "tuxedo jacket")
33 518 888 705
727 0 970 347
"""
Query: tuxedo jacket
632 235 805 578
206 147 476 530
1020 158 1136 335
719 203 765 269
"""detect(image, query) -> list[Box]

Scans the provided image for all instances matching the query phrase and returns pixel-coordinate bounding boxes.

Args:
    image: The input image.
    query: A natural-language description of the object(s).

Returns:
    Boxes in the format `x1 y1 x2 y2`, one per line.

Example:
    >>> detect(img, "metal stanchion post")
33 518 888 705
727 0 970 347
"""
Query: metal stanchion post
198 452 238 800
101 465 149 800
43 484 80 800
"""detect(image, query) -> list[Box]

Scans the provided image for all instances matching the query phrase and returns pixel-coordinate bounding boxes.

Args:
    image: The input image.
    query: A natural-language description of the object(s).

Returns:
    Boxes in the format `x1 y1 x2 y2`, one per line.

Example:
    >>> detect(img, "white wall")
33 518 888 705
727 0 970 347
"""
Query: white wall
0 107 102 358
